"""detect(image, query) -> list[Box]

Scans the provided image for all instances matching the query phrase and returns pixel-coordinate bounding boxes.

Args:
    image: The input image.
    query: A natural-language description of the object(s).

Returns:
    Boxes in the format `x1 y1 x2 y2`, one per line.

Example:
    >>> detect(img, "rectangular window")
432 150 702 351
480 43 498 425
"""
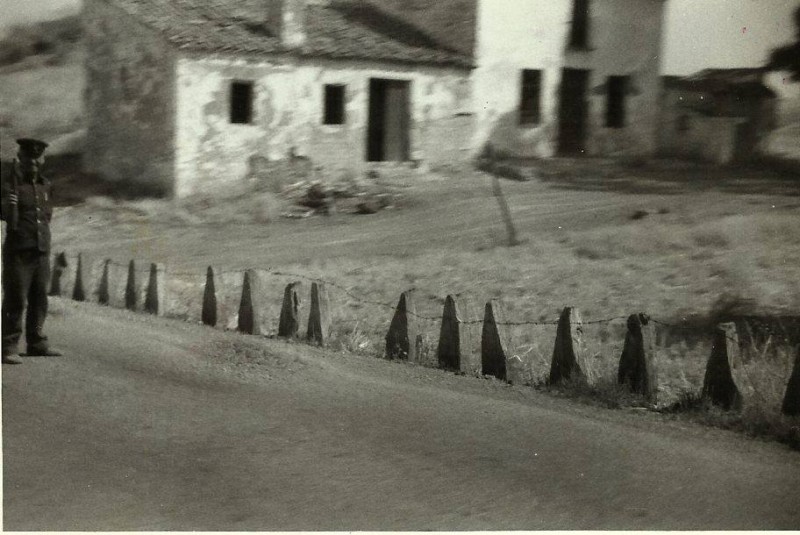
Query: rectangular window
606 75 628 128
323 84 346 125
569 0 590 50
230 81 254 124
519 69 542 126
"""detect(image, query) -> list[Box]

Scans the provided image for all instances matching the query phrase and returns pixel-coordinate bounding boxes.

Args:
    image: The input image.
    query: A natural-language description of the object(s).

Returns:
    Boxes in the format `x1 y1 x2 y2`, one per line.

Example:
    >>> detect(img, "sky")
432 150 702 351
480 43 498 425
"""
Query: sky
0 0 798 76
662 0 798 74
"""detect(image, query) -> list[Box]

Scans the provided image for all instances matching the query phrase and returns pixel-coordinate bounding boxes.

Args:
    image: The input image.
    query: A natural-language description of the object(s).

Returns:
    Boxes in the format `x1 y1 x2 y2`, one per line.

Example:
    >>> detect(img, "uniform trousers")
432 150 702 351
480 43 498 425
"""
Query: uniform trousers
2 248 50 353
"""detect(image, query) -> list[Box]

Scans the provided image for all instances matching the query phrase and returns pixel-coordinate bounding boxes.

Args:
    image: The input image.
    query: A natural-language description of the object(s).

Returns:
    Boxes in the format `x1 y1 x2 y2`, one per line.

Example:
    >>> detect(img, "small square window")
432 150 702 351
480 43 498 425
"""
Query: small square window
324 84 346 125
230 81 254 124
606 75 628 128
519 70 542 125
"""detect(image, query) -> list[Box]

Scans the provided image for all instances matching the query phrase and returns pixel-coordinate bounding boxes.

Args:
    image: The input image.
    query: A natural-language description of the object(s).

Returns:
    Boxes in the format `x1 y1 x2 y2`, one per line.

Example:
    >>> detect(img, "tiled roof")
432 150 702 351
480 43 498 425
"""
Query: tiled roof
663 69 777 99
111 0 473 67
370 0 476 59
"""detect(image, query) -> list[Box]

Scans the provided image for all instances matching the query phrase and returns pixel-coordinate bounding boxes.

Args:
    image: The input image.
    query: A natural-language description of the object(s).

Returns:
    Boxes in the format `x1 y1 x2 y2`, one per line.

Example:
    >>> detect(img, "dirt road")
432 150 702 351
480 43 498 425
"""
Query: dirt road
3 301 799 530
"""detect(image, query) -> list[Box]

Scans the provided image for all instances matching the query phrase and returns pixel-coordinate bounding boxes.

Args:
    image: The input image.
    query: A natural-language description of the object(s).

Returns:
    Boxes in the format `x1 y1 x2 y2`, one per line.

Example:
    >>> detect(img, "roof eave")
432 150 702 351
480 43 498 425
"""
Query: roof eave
173 42 474 70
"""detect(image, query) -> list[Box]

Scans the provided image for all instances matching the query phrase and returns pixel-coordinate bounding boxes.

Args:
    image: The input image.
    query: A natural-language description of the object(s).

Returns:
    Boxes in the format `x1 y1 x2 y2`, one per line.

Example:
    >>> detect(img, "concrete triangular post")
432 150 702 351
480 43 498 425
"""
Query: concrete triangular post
72 253 86 302
617 313 658 402
238 270 264 335
98 259 111 305
278 282 302 338
124 260 137 311
782 347 800 416
202 266 218 327
48 252 68 296
702 323 743 411
437 295 462 371
144 263 166 316
437 295 479 373
549 307 587 385
306 282 331 346
385 290 418 361
481 299 510 381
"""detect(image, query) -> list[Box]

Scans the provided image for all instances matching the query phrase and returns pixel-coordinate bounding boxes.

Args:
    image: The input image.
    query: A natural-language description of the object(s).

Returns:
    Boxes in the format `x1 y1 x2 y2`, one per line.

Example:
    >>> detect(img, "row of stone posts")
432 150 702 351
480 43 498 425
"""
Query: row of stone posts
384 291 800 415
50 253 166 315
201 267 332 346
49 252 800 416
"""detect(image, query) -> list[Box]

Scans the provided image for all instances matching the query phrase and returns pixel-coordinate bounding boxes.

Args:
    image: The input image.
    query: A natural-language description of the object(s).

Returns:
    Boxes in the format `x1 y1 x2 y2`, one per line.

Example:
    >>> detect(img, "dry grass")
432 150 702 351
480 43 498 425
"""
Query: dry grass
48 191 800 449
656 334 800 450
121 205 800 424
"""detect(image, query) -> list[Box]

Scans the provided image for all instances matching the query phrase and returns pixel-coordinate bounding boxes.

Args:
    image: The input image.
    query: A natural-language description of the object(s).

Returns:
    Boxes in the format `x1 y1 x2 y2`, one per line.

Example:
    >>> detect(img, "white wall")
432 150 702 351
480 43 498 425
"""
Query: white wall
472 0 572 158
472 0 666 158
174 55 472 197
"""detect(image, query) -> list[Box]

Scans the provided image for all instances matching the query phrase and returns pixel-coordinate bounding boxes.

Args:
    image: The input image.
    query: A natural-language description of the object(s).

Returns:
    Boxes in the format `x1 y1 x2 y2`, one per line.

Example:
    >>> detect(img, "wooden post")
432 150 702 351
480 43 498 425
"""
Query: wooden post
782 347 800 416
202 266 217 327
385 290 418 361
238 270 263 335
278 282 302 338
144 263 166 316
702 323 743 411
617 313 658 402
481 299 510 380
549 307 587 384
492 175 521 247
306 282 331 346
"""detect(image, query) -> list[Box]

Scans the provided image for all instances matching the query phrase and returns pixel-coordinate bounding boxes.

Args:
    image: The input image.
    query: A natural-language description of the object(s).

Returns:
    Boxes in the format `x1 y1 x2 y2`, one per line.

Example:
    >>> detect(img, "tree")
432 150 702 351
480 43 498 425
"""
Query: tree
767 6 800 81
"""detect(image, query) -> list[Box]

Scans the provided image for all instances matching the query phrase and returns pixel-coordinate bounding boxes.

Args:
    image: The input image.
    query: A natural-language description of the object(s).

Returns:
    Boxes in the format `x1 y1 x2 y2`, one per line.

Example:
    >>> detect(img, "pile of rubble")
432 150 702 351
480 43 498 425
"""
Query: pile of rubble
279 175 401 218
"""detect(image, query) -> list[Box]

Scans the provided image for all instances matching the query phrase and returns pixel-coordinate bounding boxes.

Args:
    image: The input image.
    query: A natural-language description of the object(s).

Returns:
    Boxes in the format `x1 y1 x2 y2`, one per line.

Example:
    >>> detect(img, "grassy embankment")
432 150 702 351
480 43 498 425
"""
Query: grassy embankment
49 164 800 451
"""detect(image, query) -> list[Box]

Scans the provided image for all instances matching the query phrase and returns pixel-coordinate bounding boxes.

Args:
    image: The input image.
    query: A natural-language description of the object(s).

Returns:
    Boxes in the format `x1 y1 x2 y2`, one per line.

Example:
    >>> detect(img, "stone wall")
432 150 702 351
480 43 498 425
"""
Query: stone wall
174 55 472 197
83 0 177 196
472 0 666 158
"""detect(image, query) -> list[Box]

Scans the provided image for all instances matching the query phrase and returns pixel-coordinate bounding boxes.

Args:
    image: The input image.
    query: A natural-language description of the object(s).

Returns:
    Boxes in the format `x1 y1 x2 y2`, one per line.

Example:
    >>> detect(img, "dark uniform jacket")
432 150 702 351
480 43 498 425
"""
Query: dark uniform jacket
0 161 53 253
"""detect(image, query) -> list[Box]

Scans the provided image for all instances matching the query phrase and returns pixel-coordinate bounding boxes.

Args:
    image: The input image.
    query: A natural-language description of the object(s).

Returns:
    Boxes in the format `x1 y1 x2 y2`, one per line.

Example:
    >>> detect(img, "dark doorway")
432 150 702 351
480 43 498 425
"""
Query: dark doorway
733 120 757 162
367 78 411 162
557 68 590 155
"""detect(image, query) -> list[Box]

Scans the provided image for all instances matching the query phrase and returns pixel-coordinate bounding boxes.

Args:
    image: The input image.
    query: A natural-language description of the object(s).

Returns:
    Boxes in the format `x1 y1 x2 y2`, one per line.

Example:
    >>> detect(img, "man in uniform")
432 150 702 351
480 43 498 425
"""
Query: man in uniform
1 138 62 364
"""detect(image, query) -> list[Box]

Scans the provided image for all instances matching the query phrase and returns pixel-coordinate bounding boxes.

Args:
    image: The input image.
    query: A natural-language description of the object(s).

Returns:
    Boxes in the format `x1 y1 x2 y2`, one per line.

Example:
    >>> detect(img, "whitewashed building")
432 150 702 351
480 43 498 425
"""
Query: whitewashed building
84 0 670 197
472 0 668 158
84 0 474 197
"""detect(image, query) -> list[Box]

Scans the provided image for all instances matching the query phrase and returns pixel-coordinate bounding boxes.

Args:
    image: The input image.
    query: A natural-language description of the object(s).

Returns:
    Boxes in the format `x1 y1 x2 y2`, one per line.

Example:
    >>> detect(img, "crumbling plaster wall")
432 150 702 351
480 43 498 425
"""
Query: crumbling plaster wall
174 55 472 197
472 0 665 158
83 0 177 195
573 0 666 157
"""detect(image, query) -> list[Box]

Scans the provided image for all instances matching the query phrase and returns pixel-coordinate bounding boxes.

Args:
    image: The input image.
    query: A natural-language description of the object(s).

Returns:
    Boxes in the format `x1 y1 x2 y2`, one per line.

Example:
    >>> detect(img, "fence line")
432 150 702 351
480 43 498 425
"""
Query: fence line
55 250 800 336
51 249 800 414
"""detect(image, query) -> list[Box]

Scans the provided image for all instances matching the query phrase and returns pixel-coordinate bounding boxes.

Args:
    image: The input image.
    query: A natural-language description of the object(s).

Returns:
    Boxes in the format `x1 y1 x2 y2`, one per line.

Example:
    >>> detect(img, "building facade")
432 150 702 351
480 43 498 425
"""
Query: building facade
84 0 671 197
658 69 778 164
84 0 473 197
472 0 667 159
